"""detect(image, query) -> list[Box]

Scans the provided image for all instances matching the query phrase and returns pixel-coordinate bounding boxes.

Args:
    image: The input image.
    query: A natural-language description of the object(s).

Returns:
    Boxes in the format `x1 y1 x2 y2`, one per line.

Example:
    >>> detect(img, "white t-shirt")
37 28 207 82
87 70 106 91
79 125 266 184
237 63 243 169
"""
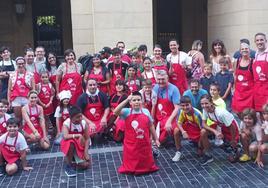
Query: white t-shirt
255 48 268 61
240 122 262 142
202 107 234 127
166 51 192 67
54 106 69 118
63 118 86 132
0 132 28 151
139 89 157 106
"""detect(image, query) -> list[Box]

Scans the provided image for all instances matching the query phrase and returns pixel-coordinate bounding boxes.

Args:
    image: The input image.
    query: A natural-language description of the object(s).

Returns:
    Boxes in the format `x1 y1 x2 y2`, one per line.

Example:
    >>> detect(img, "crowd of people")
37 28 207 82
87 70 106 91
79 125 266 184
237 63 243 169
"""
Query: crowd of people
0 32 268 177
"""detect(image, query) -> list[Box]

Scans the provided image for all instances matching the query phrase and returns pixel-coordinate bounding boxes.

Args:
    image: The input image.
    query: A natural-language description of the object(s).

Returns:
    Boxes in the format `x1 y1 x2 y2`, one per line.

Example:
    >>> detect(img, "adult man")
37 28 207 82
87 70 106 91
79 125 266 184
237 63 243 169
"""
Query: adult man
108 41 131 64
77 78 110 136
183 79 208 111
152 70 180 143
166 39 191 95
0 46 15 99
31 47 47 83
253 33 268 111
107 48 129 93
99 47 112 64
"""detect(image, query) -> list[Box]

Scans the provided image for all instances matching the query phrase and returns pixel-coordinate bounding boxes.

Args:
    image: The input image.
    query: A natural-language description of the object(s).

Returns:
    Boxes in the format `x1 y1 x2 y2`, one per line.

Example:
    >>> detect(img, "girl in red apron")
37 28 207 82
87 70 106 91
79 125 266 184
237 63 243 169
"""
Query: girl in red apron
201 95 240 163
155 86 178 143
141 79 155 112
54 90 72 145
22 91 50 150
0 118 33 176
0 100 11 136
108 80 128 141
84 54 110 95
61 106 90 176
232 44 254 114
253 52 268 112
109 61 125 95
57 49 83 105
8 57 35 123
152 44 168 73
173 96 204 162
126 65 141 95
142 57 156 86
113 92 160 175
37 72 55 133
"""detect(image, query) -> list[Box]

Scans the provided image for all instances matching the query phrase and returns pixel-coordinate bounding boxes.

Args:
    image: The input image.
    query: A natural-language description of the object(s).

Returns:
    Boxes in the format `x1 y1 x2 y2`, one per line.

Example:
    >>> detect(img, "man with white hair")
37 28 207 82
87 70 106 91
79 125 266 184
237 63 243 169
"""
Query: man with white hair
152 70 180 145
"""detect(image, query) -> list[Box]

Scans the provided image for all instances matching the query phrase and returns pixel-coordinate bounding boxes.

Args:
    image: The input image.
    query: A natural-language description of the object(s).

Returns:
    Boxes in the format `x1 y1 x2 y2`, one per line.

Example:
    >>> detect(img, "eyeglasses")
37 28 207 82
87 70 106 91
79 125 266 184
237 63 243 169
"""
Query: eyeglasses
48 56 55 60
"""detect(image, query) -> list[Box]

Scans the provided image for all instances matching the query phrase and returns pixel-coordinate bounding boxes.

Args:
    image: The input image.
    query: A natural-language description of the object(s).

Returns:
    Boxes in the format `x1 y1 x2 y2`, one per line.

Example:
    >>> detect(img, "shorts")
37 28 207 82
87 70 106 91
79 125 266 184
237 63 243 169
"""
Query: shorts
11 97 28 107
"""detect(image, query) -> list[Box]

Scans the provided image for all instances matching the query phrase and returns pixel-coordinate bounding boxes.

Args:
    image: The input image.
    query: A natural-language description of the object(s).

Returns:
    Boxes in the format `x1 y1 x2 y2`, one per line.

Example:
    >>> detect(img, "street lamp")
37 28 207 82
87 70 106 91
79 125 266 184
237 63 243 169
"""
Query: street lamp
14 0 26 15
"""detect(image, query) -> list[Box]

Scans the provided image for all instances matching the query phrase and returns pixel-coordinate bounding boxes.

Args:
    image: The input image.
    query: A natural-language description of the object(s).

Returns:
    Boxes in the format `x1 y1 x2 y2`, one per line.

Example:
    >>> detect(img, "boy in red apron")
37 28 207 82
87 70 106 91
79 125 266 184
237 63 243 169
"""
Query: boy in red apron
173 96 205 162
0 118 32 176
0 100 11 136
140 79 157 113
113 91 160 175
61 106 91 177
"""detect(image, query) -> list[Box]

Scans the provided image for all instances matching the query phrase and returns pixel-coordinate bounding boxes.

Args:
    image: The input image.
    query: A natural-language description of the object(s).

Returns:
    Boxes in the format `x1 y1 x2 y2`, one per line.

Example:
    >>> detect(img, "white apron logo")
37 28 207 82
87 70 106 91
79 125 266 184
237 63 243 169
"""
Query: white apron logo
131 120 138 130
237 75 244 81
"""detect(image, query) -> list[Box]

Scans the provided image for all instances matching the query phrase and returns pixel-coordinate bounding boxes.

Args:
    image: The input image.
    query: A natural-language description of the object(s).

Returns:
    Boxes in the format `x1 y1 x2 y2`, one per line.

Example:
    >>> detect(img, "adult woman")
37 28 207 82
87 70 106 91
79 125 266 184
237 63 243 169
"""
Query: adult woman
151 44 168 73
84 54 110 95
188 40 205 80
7 57 35 122
232 43 254 116
56 49 83 105
22 90 50 150
210 39 232 75
45 52 60 87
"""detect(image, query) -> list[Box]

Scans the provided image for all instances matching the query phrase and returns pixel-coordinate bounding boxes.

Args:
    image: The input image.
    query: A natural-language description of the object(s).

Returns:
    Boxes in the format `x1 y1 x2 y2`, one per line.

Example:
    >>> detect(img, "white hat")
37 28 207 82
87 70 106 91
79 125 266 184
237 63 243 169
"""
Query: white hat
58 90 72 101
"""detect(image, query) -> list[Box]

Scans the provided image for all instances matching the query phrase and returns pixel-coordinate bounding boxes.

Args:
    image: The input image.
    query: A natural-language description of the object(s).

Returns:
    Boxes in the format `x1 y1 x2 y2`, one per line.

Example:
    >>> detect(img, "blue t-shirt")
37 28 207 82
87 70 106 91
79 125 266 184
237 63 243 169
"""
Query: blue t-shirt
200 75 215 93
183 89 208 111
215 71 234 99
120 108 153 124
153 83 180 105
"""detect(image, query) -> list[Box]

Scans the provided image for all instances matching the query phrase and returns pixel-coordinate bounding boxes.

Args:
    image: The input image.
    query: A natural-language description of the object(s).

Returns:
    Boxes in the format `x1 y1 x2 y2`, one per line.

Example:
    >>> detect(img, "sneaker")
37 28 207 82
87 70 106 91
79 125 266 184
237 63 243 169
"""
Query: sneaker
54 134 63 145
152 145 160 158
239 154 251 162
0 165 4 176
228 147 239 163
215 138 224 146
172 151 182 162
200 155 214 165
65 165 76 177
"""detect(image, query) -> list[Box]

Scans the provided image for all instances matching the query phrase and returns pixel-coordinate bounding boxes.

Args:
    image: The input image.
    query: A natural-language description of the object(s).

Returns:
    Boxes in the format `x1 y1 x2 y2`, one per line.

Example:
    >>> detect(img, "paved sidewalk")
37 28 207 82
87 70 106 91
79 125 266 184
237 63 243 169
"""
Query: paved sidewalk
1 141 268 188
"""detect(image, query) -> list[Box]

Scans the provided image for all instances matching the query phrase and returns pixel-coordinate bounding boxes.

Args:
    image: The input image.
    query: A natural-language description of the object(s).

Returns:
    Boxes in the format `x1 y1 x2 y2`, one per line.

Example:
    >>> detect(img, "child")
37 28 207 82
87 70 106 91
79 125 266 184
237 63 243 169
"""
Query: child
139 79 157 113
173 96 207 162
108 80 128 142
54 90 72 144
141 57 156 86
125 64 142 94
200 63 215 94
114 91 160 175
200 95 240 164
60 106 91 177
0 99 11 136
239 108 262 162
0 118 33 176
22 90 50 150
37 71 55 133
255 104 268 167
215 57 234 111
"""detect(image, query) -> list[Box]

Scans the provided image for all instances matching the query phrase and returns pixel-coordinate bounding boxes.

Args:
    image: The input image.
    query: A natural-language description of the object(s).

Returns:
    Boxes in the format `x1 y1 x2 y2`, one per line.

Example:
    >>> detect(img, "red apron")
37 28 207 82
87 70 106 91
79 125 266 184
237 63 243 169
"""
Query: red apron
88 68 108 94
143 92 152 112
118 109 159 174
207 112 239 143
59 63 83 105
49 71 58 111
108 94 125 141
155 86 177 143
127 77 138 95
232 59 254 113
169 56 188 95
60 122 85 160
110 63 124 94
23 105 44 138
0 115 7 136
38 83 54 115
33 64 40 84
153 58 168 72
0 133 20 164
181 110 201 142
59 108 70 132
253 53 268 111
144 71 156 86
10 72 30 101
84 95 104 134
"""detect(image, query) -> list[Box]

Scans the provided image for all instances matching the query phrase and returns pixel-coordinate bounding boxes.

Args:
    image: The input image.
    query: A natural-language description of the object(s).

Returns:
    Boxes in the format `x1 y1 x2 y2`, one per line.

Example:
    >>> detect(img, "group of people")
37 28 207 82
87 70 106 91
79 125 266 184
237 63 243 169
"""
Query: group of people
0 32 268 177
